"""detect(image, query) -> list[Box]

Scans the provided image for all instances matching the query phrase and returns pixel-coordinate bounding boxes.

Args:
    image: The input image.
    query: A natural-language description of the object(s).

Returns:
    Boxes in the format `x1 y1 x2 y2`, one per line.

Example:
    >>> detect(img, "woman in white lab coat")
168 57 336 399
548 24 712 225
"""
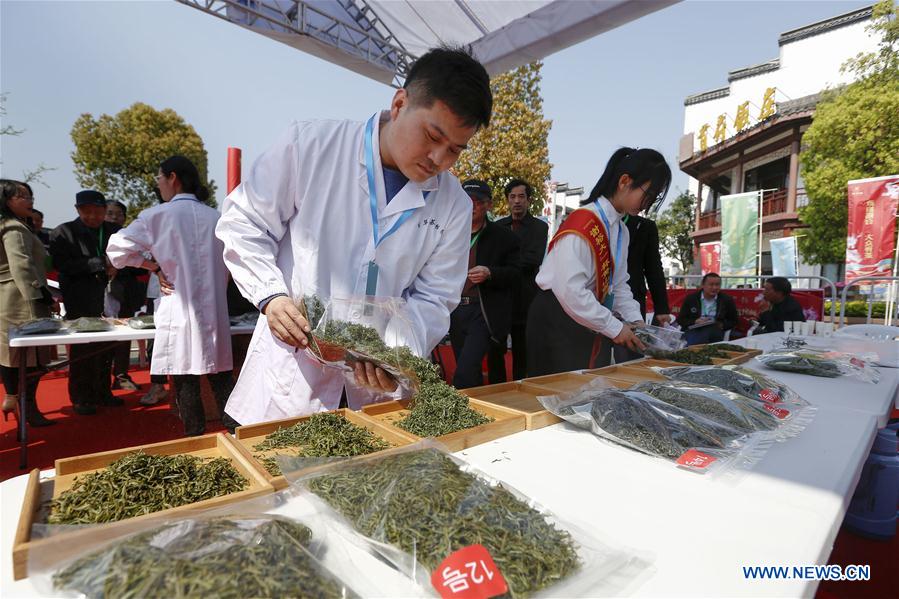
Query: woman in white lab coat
107 155 234 436
527 148 672 376
216 47 493 426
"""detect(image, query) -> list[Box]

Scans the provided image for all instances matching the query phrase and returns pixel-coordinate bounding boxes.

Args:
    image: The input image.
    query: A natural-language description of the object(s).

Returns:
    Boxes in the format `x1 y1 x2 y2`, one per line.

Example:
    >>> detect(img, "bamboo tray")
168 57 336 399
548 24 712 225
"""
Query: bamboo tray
520 372 597 393
361 398 526 452
584 363 672 383
13 433 272 580
233 408 418 490
462 382 563 430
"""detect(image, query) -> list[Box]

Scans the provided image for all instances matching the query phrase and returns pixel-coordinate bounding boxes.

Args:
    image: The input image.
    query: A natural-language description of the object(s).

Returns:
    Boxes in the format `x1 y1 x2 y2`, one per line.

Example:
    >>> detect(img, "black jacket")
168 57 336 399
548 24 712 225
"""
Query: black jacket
494 213 548 320
467 220 521 343
676 290 739 332
49 218 118 318
625 215 669 317
757 295 806 333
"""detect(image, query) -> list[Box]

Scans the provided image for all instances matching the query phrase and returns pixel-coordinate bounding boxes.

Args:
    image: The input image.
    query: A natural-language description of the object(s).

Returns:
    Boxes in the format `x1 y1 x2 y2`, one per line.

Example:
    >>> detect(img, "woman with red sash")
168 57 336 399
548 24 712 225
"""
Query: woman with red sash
527 148 671 376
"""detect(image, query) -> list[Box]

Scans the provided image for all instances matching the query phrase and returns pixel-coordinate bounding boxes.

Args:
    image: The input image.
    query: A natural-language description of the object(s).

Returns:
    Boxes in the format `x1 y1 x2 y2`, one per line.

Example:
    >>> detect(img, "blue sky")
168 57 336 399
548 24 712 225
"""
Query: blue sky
1 0 873 227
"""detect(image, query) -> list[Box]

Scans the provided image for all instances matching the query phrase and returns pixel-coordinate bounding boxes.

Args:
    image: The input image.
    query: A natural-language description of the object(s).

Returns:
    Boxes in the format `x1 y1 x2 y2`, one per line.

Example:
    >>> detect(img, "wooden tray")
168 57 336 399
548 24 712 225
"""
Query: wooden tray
361 398 526 452
520 372 597 393
584 363 670 384
13 433 272 580
462 382 562 430
233 408 418 490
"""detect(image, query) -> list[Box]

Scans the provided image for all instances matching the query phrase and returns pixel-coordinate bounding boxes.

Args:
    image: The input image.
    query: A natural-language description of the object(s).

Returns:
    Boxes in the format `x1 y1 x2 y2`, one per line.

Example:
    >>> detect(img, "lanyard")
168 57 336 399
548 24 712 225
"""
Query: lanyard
364 115 427 248
470 227 485 249
595 202 622 281
96 227 104 257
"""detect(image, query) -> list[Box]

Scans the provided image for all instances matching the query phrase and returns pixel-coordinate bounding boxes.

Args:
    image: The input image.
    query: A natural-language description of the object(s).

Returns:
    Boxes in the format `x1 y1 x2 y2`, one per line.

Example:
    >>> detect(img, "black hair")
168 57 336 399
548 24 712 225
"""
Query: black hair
701 272 721 284
32 209 43 218
0 179 31 219
159 155 209 203
404 46 492 130
766 276 792 296
106 199 128 216
504 178 533 199
583 147 672 212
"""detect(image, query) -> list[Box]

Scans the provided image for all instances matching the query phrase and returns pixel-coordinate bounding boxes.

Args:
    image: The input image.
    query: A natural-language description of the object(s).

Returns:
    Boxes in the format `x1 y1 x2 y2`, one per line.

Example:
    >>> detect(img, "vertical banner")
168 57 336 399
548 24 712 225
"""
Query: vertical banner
699 241 721 274
226 147 242 194
720 192 760 276
770 236 798 277
846 175 899 282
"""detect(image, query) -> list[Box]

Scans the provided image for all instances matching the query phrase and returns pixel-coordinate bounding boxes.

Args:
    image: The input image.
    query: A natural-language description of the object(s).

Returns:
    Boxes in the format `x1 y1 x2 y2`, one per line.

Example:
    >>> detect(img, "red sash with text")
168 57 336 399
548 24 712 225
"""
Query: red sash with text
547 208 615 367
547 209 614 301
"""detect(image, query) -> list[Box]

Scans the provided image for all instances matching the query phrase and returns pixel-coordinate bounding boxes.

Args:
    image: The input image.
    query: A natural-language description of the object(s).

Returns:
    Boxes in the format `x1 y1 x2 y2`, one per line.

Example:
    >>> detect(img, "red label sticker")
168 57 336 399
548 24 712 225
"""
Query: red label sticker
762 403 790 419
849 357 864 368
676 449 717 469
432 544 508 599
759 388 781 404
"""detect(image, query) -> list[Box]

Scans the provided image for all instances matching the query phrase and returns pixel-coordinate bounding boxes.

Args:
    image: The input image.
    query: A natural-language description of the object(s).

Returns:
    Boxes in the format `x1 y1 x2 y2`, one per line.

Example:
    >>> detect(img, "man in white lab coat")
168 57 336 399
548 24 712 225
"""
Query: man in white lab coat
217 47 493 426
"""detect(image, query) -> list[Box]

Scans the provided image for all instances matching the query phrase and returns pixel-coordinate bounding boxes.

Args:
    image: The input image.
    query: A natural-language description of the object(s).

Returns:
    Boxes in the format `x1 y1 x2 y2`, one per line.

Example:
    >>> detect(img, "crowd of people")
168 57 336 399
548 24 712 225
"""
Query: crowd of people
0 46 808 437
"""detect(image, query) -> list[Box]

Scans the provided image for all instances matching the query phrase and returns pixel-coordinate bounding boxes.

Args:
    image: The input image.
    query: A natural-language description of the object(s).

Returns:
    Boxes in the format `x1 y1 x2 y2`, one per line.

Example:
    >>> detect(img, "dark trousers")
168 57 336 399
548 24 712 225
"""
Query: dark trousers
487 319 527 382
593 337 642 367
685 325 725 346
171 371 234 436
145 300 166 385
107 341 131 377
526 290 596 376
68 342 113 406
0 365 41 398
449 303 498 389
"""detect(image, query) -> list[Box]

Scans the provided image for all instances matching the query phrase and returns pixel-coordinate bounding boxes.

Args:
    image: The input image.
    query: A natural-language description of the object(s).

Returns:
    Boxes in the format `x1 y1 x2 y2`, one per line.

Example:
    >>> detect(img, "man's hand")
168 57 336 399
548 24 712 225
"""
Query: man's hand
353 361 398 392
105 257 118 278
263 296 310 348
157 270 175 296
467 266 491 285
655 314 672 325
612 324 646 353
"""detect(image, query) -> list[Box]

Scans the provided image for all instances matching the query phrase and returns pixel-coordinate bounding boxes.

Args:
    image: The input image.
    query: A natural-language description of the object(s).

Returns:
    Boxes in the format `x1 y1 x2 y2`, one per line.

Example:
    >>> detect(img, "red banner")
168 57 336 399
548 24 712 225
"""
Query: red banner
845 175 899 282
651 288 825 336
699 241 721 275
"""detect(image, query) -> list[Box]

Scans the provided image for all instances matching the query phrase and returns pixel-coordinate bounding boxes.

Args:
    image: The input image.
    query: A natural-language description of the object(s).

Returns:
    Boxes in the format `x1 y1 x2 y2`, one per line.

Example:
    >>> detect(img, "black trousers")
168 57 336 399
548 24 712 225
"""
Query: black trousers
0 365 41 398
449 303 501 389
526 290 597 377
171 371 234 436
68 342 113 406
487 318 528 383
106 341 131 377
593 337 642 367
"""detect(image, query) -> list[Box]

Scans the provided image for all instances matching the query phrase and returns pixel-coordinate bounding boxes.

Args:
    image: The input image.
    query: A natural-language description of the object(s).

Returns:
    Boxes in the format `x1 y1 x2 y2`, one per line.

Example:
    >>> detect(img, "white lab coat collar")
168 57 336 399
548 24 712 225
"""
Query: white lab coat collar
357 111 439 218
170 193 198 203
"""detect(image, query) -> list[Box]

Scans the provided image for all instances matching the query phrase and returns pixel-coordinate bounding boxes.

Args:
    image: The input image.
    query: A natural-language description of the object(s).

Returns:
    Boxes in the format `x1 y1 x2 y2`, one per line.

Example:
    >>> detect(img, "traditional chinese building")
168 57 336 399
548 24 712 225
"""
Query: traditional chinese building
678 4 880 282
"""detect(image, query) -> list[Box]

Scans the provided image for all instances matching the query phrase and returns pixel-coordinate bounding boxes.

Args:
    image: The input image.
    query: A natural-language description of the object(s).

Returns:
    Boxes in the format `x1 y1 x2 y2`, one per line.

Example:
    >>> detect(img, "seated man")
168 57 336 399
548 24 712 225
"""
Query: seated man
756 276 806 334
676 272 738 345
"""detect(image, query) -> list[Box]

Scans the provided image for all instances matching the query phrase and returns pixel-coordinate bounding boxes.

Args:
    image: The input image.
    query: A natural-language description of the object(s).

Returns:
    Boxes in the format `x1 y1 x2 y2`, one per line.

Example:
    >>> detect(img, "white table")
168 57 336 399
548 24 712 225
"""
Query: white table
731 332 899 427
0 333 886 597
8 322 256 469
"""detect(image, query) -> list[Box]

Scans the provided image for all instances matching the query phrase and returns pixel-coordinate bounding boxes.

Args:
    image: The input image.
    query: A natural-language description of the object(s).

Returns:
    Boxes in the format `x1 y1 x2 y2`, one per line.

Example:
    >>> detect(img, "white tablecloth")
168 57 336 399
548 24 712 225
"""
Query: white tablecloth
0 333 887 597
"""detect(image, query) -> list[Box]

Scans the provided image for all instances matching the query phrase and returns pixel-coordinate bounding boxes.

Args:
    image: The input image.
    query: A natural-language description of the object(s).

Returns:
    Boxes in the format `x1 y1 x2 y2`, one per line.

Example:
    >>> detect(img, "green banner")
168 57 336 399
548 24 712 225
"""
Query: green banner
720 192 759 276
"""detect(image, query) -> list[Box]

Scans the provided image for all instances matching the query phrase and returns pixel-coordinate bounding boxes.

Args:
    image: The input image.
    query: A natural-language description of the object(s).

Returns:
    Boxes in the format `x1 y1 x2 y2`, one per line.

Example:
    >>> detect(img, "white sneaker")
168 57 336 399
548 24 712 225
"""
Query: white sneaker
139 384 168 406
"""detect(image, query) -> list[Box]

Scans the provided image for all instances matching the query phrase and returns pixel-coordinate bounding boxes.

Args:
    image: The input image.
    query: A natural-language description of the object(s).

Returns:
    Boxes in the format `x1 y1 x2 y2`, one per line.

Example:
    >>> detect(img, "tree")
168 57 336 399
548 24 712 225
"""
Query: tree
453 62 552 216
0 93 56 187
70 102 217 215
655 191 696 272
799 0 899 264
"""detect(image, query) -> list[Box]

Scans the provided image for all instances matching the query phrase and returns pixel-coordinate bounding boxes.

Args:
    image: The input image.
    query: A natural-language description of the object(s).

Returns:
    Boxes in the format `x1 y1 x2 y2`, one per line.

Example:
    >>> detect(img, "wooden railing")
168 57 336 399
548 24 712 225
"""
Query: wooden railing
761 188 787 216
698 210 720 229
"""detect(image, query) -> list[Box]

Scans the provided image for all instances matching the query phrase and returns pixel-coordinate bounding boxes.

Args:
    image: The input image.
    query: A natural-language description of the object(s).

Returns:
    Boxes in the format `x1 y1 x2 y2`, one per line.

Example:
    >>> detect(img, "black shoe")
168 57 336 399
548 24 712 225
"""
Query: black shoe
112 374 140 391
100 395 124 407
73 404 98 415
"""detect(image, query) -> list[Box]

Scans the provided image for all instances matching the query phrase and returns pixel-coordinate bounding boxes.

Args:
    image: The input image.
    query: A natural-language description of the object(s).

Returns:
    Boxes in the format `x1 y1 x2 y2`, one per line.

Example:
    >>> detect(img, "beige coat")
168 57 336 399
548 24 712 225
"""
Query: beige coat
0 216 51 367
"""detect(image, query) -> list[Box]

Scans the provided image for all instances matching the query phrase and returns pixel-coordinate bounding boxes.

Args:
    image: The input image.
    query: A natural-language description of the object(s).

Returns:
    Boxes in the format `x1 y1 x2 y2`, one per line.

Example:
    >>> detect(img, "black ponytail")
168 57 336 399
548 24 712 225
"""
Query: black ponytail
160 155 210 203
582 147 672 212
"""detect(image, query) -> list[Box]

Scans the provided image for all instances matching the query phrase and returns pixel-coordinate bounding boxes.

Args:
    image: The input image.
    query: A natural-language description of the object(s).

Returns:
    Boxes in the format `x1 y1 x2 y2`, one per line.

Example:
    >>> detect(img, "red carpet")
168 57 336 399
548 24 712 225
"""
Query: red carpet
0 367 224 480
2 357 894 599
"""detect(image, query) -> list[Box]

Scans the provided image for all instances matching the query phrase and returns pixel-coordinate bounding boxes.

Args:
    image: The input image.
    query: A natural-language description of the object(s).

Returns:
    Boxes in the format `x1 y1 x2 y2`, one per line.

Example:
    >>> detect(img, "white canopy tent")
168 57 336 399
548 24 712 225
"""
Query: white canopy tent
176 0 680 86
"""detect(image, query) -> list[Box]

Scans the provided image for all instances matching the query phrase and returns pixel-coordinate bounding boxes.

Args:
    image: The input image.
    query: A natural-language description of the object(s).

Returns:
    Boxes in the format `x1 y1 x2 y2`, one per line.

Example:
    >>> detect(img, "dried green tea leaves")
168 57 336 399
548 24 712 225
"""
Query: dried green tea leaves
66 317 114 333
306 448 580 598
52 516 351 599
48 452 249 525
127 315 155 329
646 345 730 365
251 413 390 476
657 365 801 404
15 318 64 335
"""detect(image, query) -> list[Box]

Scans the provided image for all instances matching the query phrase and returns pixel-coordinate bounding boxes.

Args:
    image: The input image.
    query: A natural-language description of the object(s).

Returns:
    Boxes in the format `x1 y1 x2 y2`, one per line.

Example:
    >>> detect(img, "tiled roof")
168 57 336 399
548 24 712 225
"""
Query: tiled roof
779 5 874 45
